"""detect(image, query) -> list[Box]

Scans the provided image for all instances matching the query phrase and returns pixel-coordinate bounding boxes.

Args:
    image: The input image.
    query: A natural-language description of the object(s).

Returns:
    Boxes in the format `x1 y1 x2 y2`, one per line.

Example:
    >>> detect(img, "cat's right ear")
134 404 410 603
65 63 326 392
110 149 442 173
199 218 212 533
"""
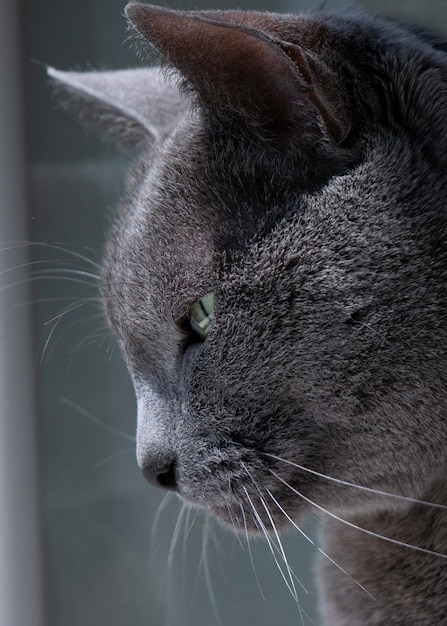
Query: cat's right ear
125 4 351 144
47 66 186 148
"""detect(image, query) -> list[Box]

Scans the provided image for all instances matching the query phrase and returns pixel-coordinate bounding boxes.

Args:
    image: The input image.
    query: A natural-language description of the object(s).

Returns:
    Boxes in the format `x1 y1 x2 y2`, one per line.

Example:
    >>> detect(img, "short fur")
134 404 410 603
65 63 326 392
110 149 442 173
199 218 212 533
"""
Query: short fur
50 4 447 624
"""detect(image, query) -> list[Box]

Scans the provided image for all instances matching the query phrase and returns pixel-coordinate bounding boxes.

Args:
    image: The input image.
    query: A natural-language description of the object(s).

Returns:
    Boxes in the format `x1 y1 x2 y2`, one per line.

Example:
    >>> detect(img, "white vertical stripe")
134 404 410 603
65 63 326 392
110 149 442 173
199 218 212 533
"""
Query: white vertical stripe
0 2 46 625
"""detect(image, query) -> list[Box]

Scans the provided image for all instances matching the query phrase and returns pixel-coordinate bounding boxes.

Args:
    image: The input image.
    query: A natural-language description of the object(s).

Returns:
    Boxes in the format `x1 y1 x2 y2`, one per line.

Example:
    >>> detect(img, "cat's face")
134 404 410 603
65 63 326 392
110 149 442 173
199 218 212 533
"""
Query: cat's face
52 5 447 533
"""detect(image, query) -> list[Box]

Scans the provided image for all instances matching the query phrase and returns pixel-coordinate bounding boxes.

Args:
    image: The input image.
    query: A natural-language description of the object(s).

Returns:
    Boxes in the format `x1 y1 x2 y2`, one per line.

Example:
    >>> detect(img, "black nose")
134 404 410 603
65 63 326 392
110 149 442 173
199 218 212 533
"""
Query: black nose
142 457 178 491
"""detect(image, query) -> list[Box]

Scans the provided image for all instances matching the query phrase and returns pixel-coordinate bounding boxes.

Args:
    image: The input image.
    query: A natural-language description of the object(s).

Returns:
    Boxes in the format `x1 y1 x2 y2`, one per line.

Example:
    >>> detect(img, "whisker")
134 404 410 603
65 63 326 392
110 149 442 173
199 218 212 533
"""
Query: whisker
51 315 107 365
39 307 71 366
266 488 375 601
2 269 143 296
71 328 110 353
2 241 148 293
29 267 100 282
1 274 99 293
239 503 266 602
226 503 245 550
242 484 301 610
226 478 244 550
0 275 98 293
184 507 200 542
66 324 111 368
259 492 308 596
44 301 90 326
96 332 110 352
0 257 94 278
270 469 447 561
167 502 187 589
2 241 144 292
0 240 101 270
242 462 307 599
207 520 228 562
181 505 193 601
59 397 135 442
201 518 223 626
253 495 313 624
150 492 175 551
15 295 102 307
39 309 105 366
92 448 134 470
264 452 447 511
106 341 117 363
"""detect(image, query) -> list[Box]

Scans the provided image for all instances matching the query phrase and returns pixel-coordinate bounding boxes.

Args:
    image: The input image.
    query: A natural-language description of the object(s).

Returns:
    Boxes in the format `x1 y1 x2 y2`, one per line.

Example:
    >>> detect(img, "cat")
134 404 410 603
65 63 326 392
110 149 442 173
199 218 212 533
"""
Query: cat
49 3 447 624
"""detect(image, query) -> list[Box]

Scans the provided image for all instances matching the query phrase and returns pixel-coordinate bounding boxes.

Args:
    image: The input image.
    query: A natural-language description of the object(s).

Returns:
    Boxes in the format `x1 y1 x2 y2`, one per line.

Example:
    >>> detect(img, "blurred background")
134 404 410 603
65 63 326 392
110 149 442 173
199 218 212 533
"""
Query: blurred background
1 1 446 625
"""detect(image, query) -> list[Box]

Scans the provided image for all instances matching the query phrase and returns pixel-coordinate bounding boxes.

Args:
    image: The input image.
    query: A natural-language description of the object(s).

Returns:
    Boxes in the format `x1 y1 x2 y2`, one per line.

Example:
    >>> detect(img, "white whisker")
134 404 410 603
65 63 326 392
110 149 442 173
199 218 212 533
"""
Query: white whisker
184 507 199 542
15 295 102 307
266 488 375 601
181 505 194 598
226 478 244 550
92 448 133 470
67 324 110 366
150 492 175 551
201 518 223 626
167 502 187 586
59 397 135 442
270 469 447 561
1 274 99 292
0 258 90 278
30 267 100 282
40 311 105 366
242 484 302 613
39 308 68 365
227 503 245 550
72 329 110 353
239 503 266 602
44 301 90 326
242 462 307 599
264 452 447 511
256 498 313 624
96 332 110 352
106 341 117 363
0 240 101 269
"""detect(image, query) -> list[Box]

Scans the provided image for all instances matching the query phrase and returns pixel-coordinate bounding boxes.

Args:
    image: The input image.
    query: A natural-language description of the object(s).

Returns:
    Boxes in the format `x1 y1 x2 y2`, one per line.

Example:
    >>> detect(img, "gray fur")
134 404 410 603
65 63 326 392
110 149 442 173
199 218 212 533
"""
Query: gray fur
51 4 447 624
47 66 187 146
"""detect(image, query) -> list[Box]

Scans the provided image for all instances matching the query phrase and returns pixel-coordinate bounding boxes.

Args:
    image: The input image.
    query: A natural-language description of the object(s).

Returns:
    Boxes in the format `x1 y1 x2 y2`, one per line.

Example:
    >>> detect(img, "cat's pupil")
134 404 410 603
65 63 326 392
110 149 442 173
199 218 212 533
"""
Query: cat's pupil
187 292 215 340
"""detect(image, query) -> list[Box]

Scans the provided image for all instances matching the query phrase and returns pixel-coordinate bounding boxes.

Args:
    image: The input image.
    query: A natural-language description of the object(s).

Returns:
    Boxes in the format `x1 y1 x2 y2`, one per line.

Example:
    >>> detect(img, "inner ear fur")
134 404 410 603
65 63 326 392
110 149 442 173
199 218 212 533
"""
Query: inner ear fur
125 3 350 142
48 66 187 147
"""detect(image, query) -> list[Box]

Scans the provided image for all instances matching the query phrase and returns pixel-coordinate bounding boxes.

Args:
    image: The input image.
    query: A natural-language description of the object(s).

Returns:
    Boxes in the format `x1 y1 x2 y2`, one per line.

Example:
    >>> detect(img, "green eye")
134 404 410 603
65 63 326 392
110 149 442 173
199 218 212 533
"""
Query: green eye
188 292 215 340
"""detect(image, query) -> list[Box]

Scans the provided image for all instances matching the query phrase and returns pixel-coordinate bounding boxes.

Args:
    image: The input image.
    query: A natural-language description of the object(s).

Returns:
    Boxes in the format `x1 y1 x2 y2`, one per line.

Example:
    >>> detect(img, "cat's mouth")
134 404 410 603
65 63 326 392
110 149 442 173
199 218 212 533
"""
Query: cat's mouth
139 426 318 533
202 476 305 535
174 443 310 534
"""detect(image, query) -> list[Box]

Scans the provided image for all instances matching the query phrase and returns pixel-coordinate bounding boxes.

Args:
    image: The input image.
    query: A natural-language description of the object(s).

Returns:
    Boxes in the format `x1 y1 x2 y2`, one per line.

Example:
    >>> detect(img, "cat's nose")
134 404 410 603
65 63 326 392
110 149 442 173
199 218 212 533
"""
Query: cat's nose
141 456 178 491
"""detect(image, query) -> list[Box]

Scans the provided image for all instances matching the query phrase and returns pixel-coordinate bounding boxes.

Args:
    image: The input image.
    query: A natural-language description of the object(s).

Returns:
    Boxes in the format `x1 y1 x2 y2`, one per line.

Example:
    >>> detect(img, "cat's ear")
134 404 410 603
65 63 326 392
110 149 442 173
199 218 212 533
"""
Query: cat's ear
125 4 349 143
47 66 186 147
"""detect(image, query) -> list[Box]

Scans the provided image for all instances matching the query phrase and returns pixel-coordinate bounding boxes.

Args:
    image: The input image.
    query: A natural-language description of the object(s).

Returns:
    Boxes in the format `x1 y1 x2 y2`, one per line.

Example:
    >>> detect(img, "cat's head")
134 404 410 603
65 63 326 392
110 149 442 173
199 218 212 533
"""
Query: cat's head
50 4 447 531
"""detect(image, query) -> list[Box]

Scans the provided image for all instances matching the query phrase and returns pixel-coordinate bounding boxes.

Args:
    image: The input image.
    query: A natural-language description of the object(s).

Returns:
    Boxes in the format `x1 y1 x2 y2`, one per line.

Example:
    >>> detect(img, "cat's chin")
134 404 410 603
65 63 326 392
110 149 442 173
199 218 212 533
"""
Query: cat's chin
210 500 296 535
166 439 319 534
179 481 302 535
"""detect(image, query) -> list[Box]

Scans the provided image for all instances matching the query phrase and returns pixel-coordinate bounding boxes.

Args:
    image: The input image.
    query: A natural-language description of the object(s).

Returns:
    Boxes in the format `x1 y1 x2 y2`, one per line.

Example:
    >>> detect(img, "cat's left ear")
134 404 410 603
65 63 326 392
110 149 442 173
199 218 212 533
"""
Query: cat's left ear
48 66 186 147
125 4 350 143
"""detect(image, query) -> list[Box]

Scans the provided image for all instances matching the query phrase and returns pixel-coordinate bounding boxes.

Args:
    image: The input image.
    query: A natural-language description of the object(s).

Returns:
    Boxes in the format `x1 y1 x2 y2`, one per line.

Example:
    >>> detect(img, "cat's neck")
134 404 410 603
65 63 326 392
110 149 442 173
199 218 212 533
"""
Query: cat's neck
318 477 447 625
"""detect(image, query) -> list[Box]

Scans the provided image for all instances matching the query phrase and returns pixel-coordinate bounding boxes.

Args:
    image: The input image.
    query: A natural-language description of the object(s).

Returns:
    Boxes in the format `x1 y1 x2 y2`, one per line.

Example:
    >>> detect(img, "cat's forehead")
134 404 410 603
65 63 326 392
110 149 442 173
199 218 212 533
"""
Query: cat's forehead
99 4 447 371
113 109 277 264
101 122 219 341
125 121 223 261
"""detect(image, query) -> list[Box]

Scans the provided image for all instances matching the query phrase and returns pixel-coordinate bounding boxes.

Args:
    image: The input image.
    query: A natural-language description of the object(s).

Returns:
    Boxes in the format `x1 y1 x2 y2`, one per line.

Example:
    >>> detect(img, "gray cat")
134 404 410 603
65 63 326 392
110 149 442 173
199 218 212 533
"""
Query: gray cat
50 3 447 624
